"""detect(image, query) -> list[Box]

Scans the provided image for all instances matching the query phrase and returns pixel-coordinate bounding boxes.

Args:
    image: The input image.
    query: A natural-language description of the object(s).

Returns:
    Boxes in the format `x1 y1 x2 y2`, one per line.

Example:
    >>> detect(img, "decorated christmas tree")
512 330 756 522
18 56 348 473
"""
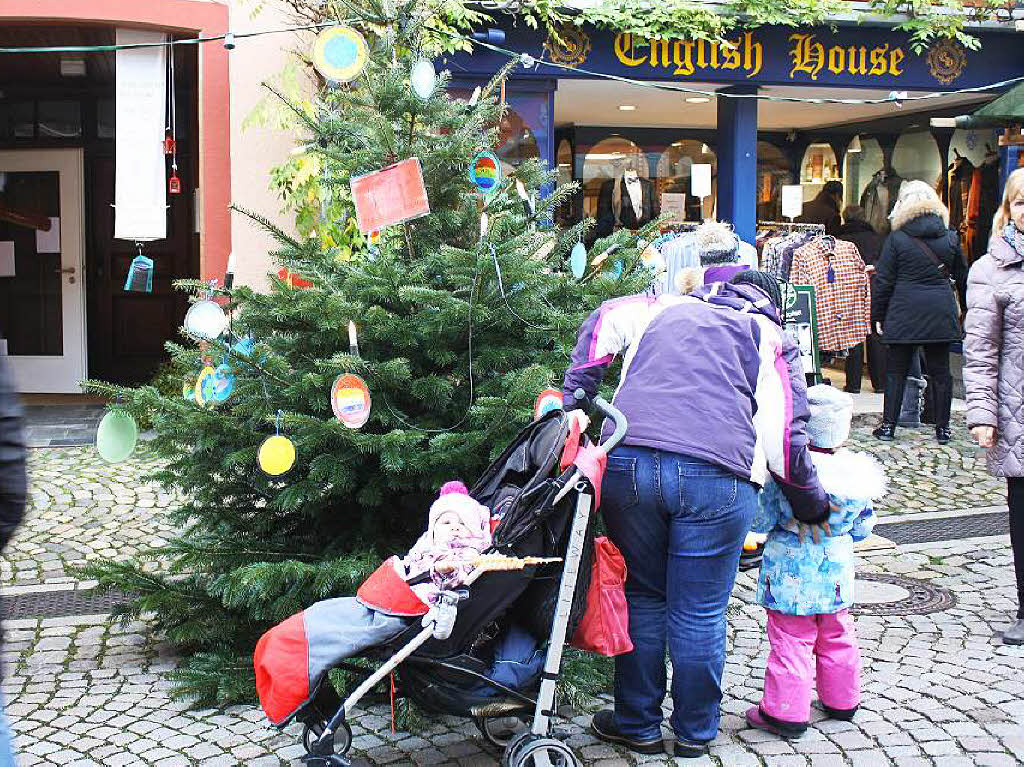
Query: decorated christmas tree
86 0 656 706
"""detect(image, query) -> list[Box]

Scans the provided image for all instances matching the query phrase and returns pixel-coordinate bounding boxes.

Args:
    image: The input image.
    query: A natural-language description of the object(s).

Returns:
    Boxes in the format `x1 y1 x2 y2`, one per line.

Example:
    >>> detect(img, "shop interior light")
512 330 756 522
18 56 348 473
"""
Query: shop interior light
848 135 862 153
686 96 711 104
701 143 711 155
618 104 636 111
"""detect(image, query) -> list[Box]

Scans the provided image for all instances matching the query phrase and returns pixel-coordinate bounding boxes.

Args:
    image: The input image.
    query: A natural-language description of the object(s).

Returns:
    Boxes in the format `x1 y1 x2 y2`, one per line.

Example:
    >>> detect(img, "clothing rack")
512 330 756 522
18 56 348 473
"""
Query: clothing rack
660 221 701 234
757 221 825 233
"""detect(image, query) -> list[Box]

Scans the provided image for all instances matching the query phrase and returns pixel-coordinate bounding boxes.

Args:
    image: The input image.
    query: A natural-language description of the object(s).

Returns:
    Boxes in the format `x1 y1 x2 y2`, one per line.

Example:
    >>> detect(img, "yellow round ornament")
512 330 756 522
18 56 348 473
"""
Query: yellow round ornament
311 26 369 83
258 435 296 476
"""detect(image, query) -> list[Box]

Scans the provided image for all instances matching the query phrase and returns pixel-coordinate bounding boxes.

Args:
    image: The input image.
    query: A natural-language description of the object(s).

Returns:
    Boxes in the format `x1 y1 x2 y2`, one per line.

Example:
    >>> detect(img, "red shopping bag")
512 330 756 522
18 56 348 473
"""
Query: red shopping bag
570 536 633 657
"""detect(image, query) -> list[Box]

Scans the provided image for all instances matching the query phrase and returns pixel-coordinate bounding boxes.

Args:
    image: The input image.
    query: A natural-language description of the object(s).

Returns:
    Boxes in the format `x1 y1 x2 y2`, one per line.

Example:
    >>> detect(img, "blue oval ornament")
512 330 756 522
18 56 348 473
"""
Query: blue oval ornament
570 242 587 280
311 26 369 83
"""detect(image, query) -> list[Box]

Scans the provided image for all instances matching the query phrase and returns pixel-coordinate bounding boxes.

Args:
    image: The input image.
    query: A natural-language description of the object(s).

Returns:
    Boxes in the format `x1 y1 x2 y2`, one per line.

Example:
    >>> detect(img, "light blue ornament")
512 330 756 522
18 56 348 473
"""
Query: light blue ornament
570 242 587 280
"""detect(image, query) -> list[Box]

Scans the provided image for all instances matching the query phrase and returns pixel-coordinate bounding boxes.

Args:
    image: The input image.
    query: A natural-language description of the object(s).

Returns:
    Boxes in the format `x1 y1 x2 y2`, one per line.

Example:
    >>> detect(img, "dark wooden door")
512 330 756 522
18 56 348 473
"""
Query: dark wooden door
85 46 199 386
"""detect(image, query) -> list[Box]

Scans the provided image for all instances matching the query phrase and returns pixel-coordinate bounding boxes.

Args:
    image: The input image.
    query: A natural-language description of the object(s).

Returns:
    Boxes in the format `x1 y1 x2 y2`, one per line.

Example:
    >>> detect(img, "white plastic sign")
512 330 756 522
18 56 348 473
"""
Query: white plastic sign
690 164 712 199
781 185 804 219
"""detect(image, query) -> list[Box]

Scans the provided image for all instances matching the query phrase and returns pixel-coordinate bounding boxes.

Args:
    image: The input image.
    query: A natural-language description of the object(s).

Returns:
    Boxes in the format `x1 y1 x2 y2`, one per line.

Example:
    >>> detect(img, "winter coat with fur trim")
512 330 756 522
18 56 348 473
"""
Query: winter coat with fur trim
871 204 967 344
964 232 1024 478
752 450 884 615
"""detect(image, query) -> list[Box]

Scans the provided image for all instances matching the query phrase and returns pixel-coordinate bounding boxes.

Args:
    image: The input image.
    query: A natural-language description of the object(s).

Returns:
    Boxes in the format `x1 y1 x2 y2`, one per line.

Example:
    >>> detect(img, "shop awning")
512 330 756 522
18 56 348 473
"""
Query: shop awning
971 82 1024 120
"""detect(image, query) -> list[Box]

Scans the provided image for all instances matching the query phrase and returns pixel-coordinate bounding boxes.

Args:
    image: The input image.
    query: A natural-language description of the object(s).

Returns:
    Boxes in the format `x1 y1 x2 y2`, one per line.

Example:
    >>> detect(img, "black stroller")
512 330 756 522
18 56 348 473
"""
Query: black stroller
291 393 627 767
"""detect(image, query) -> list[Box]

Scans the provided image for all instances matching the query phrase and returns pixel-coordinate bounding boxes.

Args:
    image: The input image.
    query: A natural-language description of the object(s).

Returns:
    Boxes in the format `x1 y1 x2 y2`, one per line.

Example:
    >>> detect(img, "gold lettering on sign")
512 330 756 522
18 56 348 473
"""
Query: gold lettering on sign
790 34 825 80
612 32 762 78
789 34 905 81
614 33 646 66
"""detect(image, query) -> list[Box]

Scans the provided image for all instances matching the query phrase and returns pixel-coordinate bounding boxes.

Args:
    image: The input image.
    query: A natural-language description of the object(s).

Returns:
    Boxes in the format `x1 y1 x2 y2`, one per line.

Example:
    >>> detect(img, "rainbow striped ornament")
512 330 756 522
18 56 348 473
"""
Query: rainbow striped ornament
469 151 502 195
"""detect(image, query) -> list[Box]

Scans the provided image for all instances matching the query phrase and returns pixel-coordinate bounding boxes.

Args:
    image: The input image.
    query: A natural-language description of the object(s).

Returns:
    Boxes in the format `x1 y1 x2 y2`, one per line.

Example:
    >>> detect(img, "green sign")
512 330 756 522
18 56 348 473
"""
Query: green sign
781 283 821 382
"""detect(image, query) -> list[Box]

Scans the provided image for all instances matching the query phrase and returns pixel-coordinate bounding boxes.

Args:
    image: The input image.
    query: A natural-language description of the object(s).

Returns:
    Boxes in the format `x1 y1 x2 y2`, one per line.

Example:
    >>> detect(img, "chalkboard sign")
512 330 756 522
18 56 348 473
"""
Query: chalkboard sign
781 283 821 382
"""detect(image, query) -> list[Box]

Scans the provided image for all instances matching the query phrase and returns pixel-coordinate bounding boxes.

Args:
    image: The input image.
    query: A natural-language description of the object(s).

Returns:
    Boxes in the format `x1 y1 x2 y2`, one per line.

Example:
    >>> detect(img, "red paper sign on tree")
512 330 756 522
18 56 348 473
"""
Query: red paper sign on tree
350 157 430 233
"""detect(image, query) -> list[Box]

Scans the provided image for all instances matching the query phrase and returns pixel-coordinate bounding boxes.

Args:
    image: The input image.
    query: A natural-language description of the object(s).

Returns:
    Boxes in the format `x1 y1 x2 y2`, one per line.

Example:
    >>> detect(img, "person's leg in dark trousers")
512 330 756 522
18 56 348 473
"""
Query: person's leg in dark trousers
844 344 865 393
1007 479 1024 637
664 454 758 747
875 344 915 438
866 332 886 391
920 344 952 437
600 446 669 742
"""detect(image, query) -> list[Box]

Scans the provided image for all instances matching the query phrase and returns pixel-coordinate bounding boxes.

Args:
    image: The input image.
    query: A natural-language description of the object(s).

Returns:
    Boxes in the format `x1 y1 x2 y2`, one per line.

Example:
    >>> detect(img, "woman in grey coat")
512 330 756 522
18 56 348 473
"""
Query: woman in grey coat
964 167 1024 645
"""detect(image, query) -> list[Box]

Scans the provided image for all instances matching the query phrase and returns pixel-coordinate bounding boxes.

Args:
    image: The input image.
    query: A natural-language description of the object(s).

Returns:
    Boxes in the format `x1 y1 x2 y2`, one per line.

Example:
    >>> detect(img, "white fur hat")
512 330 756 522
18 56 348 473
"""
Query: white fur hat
805 385 854 450
889 179 949 229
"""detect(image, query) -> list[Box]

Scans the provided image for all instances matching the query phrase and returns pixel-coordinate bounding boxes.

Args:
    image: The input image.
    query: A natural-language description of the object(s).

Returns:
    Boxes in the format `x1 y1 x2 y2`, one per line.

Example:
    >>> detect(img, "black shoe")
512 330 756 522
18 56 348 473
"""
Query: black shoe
822 703 859 721
872 423 896 441
590 710 664 755
673 740 708 758
936 426 952 445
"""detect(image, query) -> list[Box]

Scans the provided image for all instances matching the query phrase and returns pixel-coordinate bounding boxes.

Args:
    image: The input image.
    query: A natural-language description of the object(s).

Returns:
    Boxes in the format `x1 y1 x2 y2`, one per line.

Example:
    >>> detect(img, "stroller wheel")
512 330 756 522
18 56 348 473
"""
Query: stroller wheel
474 715 527 748
302 721 353 756
503 734 580 767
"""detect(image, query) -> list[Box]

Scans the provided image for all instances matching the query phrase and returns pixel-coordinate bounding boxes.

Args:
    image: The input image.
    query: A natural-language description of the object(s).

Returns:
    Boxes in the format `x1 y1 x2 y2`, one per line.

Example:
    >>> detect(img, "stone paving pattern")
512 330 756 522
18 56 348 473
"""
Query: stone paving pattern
3 415 1023 765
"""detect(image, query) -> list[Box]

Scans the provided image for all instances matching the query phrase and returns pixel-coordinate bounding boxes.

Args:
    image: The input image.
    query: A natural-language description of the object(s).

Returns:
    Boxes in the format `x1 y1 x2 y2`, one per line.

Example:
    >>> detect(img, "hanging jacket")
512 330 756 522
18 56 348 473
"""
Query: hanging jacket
872 205 967 345
790 236 871 353
964 229 1024 478
594 177 659 239
861 171 904 235
562 283 829 524
753 449 883 615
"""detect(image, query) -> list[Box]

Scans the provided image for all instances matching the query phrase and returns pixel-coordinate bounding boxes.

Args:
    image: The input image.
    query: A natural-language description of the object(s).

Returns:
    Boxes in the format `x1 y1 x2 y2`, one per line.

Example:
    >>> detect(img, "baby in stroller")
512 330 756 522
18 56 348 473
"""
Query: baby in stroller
254 481 492 726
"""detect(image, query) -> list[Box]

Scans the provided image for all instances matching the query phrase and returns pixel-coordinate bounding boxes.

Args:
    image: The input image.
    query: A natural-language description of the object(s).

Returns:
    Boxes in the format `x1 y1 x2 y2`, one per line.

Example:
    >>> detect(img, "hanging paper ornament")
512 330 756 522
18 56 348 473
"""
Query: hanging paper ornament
331 373 372 429
182 376 196 403
311 25 370 83
95 411 139 464
468 86 482 106
184 300 227 340
258 435 296 476
351 157 430 233
570 242 587 279
534 240 556 260
410 58 436 99
168 168 182 195
198 364 234 406
470 151 502 195
534 389 564 421
515 179 535 217
277 268 314 289
609 260 624 278
124 254 154 293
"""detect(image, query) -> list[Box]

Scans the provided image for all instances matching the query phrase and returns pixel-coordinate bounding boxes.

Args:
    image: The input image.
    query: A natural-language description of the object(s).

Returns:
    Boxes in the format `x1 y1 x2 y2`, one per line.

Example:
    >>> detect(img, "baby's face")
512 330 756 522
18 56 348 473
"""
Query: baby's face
433 511 472 544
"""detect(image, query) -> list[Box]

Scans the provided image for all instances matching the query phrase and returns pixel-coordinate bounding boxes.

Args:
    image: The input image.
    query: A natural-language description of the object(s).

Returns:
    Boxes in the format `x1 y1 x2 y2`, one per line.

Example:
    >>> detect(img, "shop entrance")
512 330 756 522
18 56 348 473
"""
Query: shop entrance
0 26 200 392
0 149 86 392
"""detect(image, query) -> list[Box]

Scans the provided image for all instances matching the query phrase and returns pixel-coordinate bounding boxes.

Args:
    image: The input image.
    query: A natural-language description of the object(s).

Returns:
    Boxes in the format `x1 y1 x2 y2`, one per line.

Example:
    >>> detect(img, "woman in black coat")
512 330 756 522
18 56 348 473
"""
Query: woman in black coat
871 181 967 444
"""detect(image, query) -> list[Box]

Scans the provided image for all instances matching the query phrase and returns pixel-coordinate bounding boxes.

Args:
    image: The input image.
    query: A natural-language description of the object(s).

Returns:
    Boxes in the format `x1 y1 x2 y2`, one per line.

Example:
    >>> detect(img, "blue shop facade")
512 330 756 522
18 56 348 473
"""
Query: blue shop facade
446 20 1024 254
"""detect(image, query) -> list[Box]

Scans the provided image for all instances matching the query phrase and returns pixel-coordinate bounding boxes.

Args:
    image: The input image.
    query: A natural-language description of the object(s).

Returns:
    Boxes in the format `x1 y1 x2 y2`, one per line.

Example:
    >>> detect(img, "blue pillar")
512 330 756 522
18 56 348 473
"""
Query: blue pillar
717 86 759 245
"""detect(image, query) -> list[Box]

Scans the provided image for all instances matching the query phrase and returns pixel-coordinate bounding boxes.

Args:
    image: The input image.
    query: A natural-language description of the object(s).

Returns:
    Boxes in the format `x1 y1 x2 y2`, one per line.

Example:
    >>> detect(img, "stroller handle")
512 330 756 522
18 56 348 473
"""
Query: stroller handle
573 388 628 455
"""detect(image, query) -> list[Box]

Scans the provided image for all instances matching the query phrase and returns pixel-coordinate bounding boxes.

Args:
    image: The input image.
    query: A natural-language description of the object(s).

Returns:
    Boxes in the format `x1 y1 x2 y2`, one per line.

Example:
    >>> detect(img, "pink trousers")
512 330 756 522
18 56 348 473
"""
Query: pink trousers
760 609 860 724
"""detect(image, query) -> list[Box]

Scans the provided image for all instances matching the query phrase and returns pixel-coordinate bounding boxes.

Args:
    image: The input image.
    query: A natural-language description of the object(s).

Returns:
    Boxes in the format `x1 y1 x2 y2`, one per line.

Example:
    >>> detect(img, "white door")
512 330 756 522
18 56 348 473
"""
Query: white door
0 149 87 393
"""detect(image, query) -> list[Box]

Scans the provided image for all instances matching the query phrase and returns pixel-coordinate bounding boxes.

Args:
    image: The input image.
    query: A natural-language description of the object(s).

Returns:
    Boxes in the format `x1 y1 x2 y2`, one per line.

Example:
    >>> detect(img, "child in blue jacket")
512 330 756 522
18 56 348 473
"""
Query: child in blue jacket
746 385 885 738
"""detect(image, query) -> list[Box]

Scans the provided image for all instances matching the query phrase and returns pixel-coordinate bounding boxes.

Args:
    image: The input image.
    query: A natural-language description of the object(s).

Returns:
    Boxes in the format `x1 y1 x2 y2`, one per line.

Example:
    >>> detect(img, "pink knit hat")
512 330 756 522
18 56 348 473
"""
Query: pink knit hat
428 481 491 541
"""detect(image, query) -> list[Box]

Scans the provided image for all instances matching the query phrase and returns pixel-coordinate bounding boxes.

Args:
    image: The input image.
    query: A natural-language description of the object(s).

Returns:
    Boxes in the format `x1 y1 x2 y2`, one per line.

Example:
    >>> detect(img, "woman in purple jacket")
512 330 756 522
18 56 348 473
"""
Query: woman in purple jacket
563 270 829 758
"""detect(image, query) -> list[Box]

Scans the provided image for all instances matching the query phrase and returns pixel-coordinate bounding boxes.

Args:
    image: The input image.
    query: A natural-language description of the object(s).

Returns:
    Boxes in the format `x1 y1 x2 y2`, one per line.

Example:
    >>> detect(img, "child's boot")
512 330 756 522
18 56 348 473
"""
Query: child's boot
821 703 858 721
745 706 807 739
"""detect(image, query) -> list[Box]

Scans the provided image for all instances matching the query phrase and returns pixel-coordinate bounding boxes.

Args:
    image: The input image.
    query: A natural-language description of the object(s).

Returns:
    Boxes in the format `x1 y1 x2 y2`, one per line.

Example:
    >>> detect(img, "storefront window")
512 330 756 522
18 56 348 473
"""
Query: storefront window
843 137 883 209
656 140 716 222
757 141 793 222
580 136 649 219
556 139 572 187
800 143 840 204
892 130 942 192
496 107 540 169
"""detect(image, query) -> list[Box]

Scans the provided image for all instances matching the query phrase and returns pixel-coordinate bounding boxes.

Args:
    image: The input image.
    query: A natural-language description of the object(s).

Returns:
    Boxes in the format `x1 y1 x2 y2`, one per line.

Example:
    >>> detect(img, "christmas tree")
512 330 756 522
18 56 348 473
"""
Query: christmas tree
86 0 656 707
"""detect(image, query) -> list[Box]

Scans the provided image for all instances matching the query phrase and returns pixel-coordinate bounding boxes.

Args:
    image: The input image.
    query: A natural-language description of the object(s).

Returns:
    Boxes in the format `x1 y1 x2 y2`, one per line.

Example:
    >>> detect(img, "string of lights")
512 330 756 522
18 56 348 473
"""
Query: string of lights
1 17 1021 108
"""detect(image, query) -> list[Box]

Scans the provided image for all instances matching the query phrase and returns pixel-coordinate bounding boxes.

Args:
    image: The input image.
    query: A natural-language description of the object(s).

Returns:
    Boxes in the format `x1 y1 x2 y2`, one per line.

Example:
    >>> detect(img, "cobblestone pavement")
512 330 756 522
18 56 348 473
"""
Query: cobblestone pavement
3 423 1022 766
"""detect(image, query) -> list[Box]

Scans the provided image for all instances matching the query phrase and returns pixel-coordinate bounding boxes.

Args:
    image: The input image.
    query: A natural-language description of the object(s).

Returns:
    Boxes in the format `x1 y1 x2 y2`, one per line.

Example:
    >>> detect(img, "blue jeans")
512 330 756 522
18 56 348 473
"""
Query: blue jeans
602 446 757 745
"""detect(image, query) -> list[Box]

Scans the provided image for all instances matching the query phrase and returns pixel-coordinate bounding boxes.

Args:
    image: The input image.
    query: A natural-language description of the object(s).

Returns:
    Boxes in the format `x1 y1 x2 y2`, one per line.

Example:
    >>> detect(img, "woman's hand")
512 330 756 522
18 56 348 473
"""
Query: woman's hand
874 321 884 336
971 425 997 448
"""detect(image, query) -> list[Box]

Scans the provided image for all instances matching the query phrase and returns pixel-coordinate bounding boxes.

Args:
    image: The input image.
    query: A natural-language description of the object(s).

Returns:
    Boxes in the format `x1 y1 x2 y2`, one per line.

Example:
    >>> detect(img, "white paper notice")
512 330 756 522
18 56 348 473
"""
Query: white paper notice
0 242 14 278
691 164 712 199
114 29 167 242
35 217 60 253
782 185 804 219
661 193 687 219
